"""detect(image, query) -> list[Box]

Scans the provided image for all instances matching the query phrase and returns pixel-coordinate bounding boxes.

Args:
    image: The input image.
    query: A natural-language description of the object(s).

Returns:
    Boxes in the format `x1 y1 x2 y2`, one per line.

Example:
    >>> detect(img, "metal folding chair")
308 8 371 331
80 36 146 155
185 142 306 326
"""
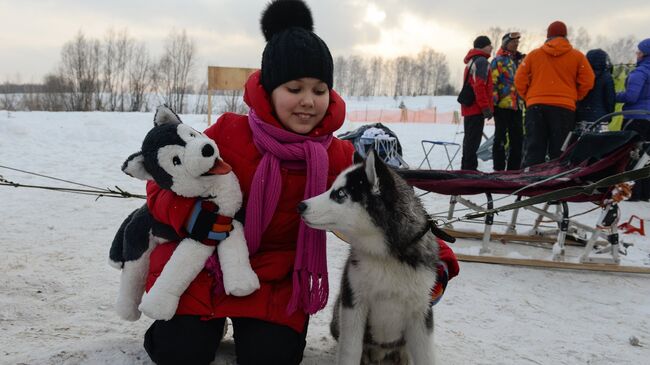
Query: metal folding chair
418 140 460 170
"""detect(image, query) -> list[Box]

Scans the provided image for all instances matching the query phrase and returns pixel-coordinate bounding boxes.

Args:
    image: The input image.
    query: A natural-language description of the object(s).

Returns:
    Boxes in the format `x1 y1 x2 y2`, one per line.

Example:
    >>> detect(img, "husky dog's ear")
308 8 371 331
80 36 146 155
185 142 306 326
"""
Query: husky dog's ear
353 151 364 164
364 149 380 193
122 152 153 181
153 105 182 127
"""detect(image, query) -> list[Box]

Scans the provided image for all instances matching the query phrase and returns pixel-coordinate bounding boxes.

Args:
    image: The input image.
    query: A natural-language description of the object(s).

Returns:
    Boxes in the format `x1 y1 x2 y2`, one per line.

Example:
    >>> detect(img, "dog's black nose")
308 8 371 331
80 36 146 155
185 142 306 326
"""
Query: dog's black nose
297 202 307 214
202 144 214 157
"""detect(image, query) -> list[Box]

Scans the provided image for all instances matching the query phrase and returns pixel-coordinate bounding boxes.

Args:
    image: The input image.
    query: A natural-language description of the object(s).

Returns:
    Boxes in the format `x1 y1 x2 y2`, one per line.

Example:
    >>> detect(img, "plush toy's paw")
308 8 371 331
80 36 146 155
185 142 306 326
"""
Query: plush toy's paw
138 290 180 321
223 266 260 297
115 297 142 321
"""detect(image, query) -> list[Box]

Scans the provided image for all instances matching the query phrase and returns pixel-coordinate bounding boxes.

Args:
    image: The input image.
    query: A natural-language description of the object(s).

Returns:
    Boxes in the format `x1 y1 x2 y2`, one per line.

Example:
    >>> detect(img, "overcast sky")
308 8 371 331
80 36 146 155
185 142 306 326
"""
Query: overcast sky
1 0 649 85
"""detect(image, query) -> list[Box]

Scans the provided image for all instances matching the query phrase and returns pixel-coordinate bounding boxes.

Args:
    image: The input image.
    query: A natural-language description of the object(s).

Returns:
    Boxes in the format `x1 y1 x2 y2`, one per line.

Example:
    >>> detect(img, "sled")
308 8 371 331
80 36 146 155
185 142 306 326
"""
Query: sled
338 123 409 169
399 111 650 272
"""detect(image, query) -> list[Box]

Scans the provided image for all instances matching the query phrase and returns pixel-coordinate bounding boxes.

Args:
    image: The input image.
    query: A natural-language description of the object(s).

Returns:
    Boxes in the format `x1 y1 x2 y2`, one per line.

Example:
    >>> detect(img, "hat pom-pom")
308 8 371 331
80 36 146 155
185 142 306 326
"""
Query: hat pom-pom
261 0 314 42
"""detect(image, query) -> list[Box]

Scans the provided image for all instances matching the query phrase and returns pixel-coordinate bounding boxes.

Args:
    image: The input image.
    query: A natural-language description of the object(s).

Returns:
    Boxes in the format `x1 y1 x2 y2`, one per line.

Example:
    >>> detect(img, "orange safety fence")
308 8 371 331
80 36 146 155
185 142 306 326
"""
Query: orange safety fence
346 108 495 125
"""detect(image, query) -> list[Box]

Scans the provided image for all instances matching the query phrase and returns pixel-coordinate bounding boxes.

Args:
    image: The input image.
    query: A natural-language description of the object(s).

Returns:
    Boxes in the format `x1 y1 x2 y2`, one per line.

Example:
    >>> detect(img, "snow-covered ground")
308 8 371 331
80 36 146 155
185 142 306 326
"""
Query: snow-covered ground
1 101 649 364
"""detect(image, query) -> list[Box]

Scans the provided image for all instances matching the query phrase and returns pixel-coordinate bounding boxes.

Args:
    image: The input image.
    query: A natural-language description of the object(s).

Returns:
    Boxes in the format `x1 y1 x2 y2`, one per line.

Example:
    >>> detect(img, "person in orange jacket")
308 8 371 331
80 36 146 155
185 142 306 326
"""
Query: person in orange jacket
515 21 595 167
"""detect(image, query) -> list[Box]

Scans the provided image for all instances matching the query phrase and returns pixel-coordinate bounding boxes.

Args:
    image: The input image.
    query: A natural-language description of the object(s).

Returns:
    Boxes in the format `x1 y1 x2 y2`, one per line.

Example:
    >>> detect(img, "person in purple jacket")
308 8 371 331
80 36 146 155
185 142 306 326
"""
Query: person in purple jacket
617 38 650 201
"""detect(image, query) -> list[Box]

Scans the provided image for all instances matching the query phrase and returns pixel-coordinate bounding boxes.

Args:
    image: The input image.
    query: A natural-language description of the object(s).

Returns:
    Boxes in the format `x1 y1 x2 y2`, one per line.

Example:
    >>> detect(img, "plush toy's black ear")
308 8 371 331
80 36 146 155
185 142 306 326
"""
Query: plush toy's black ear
153 104 182 127
122 152 153 181
353 151 364 164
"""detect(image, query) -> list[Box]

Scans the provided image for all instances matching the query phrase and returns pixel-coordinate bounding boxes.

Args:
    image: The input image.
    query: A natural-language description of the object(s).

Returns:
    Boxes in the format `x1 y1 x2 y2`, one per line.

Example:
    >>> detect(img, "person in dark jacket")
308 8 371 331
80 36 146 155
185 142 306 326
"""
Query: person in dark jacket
617 38 650 201
576 49 616 125
460 35 494 170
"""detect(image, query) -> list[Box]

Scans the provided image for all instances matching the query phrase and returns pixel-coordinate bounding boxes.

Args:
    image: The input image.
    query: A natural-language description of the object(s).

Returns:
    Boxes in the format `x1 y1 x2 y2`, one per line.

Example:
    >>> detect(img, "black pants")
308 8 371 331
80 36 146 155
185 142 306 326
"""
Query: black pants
493 107 523 171
144 316 308 365
623 119 650 201
522 104 575 168
461 114 486 170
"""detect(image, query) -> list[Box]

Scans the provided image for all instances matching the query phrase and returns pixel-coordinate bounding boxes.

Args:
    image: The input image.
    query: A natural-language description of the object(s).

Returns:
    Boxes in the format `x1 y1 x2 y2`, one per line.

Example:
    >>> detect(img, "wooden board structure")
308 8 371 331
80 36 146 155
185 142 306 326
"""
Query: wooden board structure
442 228 607 247
442 229 650 274
207 66 258 125
456 253 650 274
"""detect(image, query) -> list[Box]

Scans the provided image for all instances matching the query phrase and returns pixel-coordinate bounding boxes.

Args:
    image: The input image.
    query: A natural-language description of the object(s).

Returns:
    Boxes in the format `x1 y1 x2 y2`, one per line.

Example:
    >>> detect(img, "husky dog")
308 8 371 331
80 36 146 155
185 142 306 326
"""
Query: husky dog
299 150 447 365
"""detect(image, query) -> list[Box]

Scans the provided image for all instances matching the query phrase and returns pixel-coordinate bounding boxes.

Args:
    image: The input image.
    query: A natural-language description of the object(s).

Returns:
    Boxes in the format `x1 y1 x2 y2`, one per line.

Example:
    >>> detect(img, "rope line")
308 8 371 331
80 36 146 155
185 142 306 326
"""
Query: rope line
0 165 145 200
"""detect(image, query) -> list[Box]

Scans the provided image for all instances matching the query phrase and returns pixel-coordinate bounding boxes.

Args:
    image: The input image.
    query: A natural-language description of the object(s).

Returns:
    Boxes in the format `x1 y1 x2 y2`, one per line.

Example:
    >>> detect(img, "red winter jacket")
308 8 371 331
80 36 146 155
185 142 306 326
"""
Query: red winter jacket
461 49 494 117
145 72 459 333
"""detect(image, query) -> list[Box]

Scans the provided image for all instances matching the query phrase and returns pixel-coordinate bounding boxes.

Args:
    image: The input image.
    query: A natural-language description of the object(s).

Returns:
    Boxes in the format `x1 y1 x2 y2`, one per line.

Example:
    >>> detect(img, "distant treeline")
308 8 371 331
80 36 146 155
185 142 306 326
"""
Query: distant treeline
1 28 198 113
1 25 640 113
333 49 456 98
0 27 457 113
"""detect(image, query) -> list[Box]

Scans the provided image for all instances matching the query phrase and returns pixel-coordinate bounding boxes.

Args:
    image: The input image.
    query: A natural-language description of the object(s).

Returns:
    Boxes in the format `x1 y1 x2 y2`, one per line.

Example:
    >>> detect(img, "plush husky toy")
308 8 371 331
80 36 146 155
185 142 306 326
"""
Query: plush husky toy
109 105 259 321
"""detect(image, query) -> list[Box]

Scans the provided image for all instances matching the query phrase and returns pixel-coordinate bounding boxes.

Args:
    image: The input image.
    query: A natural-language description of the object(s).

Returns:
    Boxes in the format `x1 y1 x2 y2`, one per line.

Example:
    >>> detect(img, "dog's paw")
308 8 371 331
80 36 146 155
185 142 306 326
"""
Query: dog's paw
138 290 180 321
115 297 141 322
223 267 260 297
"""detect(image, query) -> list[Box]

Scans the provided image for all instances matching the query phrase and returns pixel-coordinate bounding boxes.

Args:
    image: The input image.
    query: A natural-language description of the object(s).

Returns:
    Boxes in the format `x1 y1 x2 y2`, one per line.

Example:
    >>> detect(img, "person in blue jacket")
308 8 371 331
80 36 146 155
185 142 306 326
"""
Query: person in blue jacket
617 38 650 201
576 49 616 125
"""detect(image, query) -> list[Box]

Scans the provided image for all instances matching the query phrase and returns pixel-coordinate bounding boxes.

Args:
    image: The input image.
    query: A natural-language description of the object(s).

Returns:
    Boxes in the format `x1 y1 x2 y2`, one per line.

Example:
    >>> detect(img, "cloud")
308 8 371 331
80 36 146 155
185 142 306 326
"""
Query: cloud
1 0 649 82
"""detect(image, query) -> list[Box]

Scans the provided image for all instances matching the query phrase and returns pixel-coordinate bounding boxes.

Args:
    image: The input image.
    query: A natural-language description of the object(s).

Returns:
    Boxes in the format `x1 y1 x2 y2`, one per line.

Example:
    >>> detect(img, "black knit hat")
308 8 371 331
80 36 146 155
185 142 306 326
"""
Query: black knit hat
260 0 333 93
473 35 491 49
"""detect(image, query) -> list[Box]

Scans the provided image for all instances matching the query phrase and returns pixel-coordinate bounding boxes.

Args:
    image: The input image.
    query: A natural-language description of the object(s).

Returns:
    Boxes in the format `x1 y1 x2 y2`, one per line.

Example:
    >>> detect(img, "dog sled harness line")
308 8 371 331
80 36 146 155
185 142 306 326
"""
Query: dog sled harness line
185 200 233 244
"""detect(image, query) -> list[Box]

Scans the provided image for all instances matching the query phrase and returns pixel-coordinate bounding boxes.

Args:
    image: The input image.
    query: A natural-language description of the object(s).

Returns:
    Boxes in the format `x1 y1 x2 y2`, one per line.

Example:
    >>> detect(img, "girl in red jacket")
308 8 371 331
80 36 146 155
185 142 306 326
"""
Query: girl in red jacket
142 1 458 364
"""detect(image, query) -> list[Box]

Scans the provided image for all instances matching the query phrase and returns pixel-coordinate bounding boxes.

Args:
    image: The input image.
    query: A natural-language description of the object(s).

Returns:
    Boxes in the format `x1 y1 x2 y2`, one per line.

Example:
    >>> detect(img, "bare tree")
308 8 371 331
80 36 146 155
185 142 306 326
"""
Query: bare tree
381 58 396 97
333 56 348 95
393 56 410 98
517 29 545 55
218 90 248 115
347 55 365 96
571 27 592 52
103 28 133 111
157 29 196 113
59 31 102 111
603 35 638 64
40 74 69 111
127 42 152 112
484 26 504 57
368 57 383 96
1 75 19 111
431 52 451 95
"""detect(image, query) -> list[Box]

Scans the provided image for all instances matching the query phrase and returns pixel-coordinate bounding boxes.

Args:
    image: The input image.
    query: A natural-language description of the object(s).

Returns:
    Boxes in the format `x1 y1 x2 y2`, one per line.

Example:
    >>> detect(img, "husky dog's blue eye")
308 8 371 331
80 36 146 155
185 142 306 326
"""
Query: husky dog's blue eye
173 156 181 166
330 188 347 203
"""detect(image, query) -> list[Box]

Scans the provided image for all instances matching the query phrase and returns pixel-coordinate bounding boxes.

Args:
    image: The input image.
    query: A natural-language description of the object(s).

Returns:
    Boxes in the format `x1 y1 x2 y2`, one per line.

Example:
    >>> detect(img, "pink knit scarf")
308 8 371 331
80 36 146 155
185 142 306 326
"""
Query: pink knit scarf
244 109 332 314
